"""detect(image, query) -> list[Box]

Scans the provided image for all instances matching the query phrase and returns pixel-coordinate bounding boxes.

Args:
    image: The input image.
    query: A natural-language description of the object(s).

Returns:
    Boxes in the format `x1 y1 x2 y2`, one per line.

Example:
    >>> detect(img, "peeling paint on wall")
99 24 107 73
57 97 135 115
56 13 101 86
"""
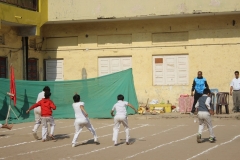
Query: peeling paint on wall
210 0 221 6
178 3 187 13
48 0 239 22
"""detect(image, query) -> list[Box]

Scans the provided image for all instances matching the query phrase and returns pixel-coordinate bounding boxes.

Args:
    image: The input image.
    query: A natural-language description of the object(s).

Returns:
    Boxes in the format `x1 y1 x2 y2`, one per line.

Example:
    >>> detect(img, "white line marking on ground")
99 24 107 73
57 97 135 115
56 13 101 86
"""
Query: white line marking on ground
0 136 10 139
0 140 38 149
0 126 32 133
0 124 113 150
124 125 221 159
63 125 185 159
97 123 111 125
25 123 113 134
142 125 185 138
0 123 115 159
1 124 148 159
66 124 150 159
59 125 73 129
186 134 240 160
56 124 114 138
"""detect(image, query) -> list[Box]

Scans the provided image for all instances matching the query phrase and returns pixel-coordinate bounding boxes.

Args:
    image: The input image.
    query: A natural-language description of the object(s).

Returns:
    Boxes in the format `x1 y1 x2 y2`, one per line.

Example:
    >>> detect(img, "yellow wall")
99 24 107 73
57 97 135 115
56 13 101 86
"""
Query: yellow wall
1 12 240 108
48 0 240 22
0 25 23 79
30 14 240 107
0 0 48 35
0 1 48 79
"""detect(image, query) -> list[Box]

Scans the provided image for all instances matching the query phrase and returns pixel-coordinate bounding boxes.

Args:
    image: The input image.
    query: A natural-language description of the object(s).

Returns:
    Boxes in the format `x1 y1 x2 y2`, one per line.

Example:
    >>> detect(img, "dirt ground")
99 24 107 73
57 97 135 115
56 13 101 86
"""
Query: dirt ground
0 115 240 160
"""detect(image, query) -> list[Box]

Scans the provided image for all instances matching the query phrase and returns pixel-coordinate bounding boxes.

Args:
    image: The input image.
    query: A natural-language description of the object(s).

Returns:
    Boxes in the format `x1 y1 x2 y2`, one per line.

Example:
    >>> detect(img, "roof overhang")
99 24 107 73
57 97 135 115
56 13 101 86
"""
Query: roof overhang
1 20 37 36
45 11 240 24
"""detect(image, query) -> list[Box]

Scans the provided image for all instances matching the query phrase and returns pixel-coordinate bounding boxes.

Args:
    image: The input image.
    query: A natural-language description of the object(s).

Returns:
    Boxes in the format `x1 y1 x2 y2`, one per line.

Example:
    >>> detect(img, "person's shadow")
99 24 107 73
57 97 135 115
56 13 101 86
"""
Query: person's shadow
0 96 9 120
19 89 30 119
75 139 100 147
199 138 216 143
115 138 136 146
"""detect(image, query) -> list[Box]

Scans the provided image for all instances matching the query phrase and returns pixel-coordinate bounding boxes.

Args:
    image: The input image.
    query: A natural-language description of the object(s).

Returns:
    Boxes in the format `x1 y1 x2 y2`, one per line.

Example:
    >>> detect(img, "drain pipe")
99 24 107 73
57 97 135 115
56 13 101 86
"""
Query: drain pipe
22 37 28 80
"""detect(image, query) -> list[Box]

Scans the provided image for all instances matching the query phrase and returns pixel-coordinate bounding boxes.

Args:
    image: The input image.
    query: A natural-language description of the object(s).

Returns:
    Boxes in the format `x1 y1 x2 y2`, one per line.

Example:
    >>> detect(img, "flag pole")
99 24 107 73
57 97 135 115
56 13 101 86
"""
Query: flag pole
5 65 19 124
5 92 19 124
5 93 11 124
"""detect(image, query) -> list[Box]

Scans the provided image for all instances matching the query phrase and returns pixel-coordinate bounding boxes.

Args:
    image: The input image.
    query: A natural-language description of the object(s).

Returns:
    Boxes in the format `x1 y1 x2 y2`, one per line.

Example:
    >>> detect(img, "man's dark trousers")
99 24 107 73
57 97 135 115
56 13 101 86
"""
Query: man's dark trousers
191 92 203 113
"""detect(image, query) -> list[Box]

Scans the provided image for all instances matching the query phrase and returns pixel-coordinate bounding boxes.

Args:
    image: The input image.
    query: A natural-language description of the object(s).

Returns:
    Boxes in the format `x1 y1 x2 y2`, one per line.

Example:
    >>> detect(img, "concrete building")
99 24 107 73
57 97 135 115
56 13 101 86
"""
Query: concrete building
1 0 240 106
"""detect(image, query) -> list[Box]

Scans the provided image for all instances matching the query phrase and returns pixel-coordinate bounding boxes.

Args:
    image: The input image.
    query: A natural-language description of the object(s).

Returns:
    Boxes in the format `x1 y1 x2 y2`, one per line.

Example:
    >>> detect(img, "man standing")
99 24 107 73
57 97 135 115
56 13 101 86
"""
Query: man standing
230 71 240 112
191 71 209 115
32 86 50 139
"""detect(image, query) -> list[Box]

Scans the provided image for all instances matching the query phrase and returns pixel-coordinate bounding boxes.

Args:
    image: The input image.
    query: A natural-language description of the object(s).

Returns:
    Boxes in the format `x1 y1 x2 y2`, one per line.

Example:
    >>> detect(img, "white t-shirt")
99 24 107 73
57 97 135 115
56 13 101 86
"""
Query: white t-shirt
36 91 45 103
112 100 128 116
72 102 86 119
34 91 44 112
230 78 240 90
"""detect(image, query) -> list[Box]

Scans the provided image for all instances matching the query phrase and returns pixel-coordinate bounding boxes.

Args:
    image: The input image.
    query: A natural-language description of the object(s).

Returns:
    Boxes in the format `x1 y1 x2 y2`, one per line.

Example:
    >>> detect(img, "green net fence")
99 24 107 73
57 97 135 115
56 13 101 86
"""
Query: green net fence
0 69 138 124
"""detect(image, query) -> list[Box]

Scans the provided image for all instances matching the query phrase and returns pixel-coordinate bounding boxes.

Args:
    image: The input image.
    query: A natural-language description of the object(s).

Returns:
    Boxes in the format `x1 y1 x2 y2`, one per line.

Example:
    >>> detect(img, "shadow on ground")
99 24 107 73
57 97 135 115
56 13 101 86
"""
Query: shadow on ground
76 139 100 147
199 138 217 143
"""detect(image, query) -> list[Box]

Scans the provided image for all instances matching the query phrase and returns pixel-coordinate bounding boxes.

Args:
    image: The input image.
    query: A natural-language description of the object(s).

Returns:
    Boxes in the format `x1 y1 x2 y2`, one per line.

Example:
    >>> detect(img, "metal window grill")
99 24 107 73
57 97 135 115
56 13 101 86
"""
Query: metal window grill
29 39 36 49
0 0 38 11
0 35 4 45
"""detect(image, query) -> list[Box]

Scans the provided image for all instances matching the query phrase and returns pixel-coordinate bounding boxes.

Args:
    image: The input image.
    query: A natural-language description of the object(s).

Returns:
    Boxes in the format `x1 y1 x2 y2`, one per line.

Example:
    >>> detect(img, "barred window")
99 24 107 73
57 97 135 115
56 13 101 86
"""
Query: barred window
0 57 7 78
28 58 38 81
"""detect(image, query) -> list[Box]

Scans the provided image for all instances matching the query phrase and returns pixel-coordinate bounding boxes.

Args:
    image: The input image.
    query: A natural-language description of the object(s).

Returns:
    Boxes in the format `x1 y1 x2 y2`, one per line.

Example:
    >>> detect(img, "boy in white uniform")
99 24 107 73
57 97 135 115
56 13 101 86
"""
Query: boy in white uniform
111 94 138 146
195 88 216 143
0 123 13 130
32 86 50 140
71 94 98 147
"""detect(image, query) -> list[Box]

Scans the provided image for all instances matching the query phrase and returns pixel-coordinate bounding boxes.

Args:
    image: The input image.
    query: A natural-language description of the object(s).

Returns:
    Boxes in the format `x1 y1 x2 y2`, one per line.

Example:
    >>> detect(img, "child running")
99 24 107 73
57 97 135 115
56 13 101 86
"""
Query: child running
26 91 56 142
111 94 138 146
71 94 98 147
195 88 216 143
32 86 50 140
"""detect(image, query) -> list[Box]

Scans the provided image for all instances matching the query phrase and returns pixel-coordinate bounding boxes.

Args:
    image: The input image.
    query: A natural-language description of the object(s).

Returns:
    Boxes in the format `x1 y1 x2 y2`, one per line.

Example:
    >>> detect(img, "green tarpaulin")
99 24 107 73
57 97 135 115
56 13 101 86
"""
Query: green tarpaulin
0 69 138 124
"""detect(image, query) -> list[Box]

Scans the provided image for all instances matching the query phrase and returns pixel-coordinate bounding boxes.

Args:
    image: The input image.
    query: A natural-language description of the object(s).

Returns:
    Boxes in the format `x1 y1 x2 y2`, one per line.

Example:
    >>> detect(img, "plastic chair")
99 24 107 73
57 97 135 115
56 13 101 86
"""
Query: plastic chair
216 92 229 114
210 88 219 111
210 92 215 111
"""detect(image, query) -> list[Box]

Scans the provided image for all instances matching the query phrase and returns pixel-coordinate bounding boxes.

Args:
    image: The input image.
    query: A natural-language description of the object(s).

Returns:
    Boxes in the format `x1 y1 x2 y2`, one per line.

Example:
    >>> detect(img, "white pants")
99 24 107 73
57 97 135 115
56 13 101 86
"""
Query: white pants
198 111 215 138
41 116 55 140
112 115 129 144
32 107 41 132
0 124 2 128
72 118 97 144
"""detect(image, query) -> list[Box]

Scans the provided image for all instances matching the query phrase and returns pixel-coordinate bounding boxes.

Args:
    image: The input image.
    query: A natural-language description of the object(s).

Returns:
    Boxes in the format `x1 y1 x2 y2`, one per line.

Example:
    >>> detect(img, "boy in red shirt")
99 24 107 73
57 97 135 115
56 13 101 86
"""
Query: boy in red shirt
26 91 56 142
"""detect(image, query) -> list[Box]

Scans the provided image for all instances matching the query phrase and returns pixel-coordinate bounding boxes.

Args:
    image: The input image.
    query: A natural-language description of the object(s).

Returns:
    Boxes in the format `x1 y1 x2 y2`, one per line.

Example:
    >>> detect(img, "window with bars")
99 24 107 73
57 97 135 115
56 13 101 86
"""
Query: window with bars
0 57 7 78
28 58 38 81
0 0 38 11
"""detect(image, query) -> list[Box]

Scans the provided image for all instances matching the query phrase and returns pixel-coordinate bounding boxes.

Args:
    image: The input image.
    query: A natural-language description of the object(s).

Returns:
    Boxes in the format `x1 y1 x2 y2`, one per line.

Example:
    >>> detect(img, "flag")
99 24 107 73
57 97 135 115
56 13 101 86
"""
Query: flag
10 66 16 106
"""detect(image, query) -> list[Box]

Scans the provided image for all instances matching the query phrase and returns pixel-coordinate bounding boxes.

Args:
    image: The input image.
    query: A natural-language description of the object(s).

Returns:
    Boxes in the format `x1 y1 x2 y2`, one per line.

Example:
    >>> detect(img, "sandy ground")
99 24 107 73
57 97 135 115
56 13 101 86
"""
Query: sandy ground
0 116 240 160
